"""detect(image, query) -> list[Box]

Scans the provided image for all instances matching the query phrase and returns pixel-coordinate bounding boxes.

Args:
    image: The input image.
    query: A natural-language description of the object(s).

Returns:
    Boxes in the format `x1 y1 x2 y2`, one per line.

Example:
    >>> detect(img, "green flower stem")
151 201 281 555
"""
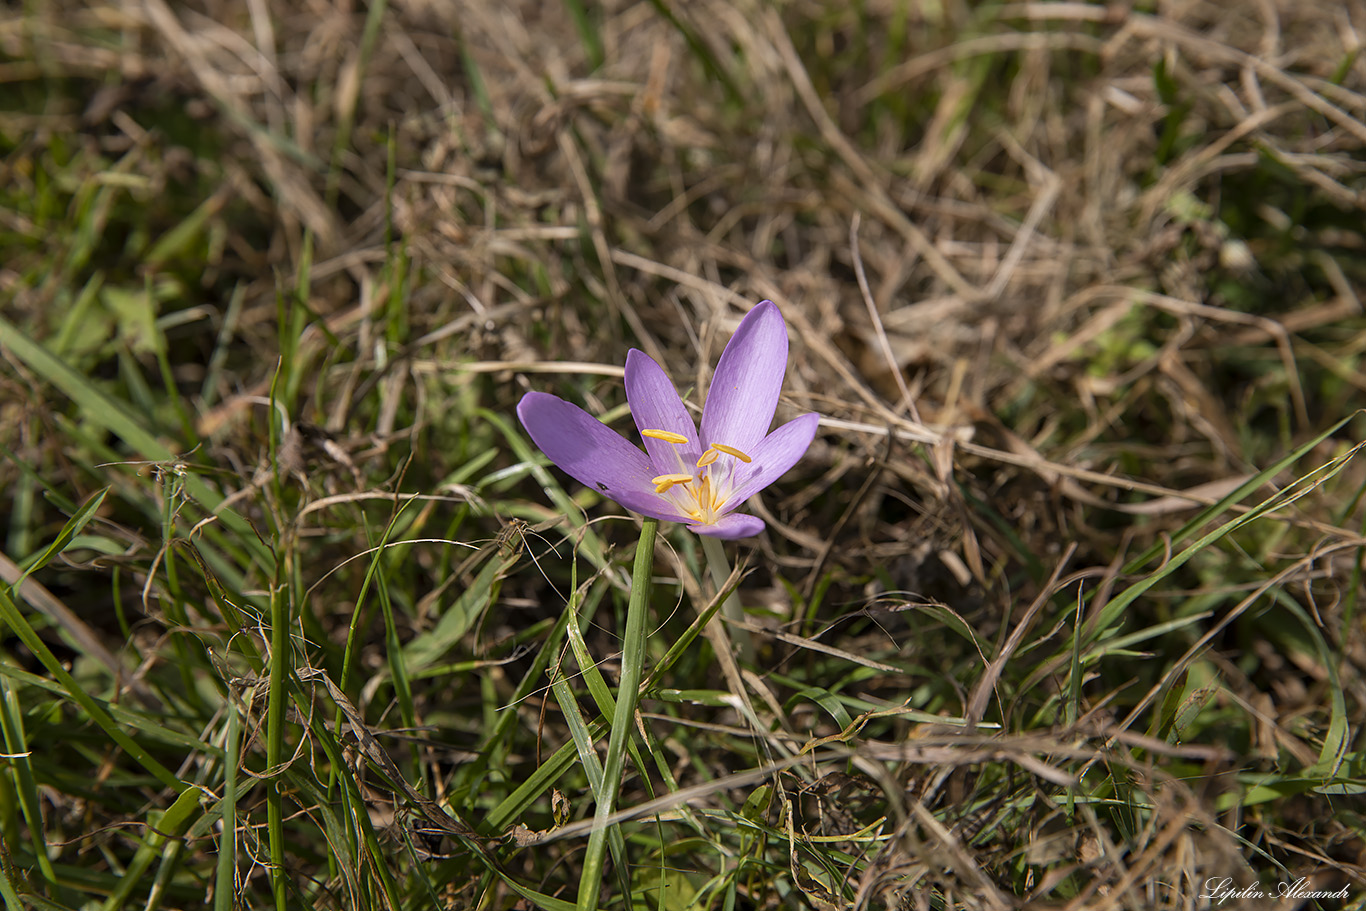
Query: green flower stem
699 533 753 664
577 516 658 911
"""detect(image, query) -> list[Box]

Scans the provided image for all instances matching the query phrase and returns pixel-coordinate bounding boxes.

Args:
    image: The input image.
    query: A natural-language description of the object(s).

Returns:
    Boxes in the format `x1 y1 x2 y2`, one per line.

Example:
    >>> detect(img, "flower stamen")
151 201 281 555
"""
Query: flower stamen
652 473 694 493
642 429 688 444
696 448 721 468
708 443 752 463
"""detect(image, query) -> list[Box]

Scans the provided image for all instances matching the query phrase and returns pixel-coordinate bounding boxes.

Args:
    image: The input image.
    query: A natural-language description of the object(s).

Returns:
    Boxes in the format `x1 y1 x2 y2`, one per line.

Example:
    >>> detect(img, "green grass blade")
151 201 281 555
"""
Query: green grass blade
0 588 183 793
1083 418 1359 651
0 671 63 899
214 704 241 911
0 316 275 573
100 786 203 911
265 566 291 911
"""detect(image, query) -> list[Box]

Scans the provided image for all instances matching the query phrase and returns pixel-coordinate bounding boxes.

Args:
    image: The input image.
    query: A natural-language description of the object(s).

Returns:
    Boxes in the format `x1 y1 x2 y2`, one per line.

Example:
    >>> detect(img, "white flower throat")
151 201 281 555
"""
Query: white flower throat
642 429 752 525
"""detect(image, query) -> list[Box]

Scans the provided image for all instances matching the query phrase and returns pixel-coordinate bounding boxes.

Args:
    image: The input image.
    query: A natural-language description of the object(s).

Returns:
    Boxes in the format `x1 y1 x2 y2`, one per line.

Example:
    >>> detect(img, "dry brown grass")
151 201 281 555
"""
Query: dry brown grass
3 0 1366 907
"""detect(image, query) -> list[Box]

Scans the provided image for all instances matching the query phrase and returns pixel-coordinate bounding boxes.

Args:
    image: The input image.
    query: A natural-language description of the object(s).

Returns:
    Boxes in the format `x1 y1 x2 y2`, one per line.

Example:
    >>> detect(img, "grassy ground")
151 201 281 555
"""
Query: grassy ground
2 0 1365 908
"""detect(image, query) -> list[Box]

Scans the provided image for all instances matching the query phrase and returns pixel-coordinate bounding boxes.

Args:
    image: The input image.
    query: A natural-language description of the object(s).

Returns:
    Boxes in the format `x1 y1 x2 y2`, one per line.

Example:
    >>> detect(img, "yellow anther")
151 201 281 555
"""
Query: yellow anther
696 448 721 468
642 429 688 444
709 443 752 463
651 473 693 494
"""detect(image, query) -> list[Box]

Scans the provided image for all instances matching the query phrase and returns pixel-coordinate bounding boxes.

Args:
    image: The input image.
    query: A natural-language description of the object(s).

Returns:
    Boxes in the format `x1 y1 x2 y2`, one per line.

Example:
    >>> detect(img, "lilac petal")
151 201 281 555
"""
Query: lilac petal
624 349 701 474
727 412 819 505
688 512 766 539
700 300 789 455
517 392 692 523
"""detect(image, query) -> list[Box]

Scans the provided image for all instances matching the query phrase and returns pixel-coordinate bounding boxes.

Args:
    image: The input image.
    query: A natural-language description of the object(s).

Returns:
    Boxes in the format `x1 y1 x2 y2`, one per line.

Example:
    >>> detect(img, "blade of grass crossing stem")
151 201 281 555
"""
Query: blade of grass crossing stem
215 704 241 911
549 668 630 894
577 517 657 911
557 560 684 847
563 598 711 839
562 601 653 782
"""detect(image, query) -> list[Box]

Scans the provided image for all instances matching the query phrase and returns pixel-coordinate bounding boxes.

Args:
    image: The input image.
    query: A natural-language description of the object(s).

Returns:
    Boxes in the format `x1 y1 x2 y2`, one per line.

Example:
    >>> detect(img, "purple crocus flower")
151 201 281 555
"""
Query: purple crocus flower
517 300 819 538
